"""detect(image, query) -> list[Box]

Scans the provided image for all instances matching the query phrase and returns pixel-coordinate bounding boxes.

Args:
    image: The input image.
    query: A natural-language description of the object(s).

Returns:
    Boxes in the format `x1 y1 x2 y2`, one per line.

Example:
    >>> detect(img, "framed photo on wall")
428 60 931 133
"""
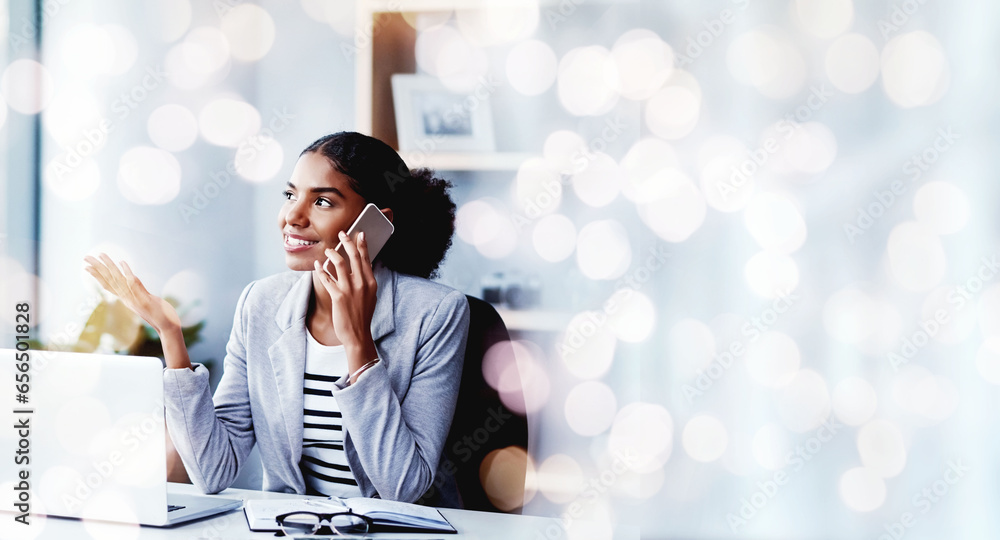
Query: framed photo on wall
391 74 496 153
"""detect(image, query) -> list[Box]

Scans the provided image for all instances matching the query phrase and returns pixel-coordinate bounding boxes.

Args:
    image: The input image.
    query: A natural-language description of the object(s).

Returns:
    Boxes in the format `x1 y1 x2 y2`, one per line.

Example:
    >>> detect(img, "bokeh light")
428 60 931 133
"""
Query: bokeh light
560 311 617 379
621 138 679 203
1 59 54 114
481 446 533 511
913 181 970 235
607 402 674 473
234 135 284 183
839 467 886 512
543 130 589 175
59 23 116 76
536 454 584 504
636 169 707 242
505 39 558 96
727 29 806 99
116 147 182 205
609 28 674 101
881 31 950 108
220 4 276 62
557 46 619 116
198 98 262 148
832 377 878 426
825 33 880 94
514 158 562 217
144 0 191 42
532 213 577 262
682 415 729 463
44 157 101 202
148 104 199 152
743 192 807 253
606 289 656 343
576 220 632 280
571 152 622 208
793 0 853 39
455 198 518 259
564 380 618 437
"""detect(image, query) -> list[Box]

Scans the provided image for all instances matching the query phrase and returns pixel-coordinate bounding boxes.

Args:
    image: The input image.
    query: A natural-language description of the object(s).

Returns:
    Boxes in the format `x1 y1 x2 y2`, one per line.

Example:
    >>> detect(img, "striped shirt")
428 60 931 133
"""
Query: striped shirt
300 329 363 497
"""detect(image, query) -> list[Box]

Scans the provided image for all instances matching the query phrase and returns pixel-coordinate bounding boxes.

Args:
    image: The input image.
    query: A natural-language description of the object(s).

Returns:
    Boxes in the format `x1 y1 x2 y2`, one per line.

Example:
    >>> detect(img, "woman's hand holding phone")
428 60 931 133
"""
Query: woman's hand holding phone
83 253 192 370
313 231 380 381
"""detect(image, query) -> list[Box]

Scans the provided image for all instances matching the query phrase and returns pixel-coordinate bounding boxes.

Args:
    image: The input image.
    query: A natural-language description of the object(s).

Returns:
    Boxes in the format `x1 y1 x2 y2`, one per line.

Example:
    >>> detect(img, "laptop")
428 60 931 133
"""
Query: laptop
0 348 243 526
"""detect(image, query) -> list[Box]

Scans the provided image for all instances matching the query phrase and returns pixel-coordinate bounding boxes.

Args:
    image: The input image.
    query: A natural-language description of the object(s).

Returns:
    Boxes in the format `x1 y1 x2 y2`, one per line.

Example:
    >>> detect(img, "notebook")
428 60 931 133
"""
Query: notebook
244 496 457 533
0 348 242 526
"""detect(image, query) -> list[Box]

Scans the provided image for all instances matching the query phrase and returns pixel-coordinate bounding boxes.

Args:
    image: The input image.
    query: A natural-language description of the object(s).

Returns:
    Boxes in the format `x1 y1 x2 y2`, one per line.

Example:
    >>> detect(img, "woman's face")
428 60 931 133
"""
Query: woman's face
278 152 367 271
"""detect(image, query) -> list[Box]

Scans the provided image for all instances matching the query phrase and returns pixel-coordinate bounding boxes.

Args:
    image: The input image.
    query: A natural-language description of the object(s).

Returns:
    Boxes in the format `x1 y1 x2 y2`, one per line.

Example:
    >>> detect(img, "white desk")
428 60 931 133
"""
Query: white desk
5 483 588 540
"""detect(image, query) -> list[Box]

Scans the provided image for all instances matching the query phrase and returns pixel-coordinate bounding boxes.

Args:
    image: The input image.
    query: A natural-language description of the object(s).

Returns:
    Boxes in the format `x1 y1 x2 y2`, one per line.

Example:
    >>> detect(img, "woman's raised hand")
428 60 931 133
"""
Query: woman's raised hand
83 253 182 335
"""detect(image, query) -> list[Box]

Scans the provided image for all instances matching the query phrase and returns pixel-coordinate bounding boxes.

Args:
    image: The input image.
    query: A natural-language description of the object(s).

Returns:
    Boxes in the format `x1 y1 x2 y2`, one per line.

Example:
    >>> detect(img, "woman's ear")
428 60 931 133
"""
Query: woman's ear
381 208 393 223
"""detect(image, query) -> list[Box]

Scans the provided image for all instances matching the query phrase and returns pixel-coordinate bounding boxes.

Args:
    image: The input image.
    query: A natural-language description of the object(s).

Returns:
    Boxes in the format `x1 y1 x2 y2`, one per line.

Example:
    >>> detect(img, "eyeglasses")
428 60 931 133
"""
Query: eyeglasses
274 510 373 537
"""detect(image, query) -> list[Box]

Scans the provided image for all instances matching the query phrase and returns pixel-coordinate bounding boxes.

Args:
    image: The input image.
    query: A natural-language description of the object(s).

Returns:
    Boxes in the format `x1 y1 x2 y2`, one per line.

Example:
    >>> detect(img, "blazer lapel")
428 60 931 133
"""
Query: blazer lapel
267 272 312 491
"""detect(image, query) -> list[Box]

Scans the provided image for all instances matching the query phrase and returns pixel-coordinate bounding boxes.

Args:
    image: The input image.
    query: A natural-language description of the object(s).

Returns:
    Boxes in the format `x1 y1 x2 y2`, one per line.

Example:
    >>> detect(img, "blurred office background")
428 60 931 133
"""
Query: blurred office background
2 0 1000 538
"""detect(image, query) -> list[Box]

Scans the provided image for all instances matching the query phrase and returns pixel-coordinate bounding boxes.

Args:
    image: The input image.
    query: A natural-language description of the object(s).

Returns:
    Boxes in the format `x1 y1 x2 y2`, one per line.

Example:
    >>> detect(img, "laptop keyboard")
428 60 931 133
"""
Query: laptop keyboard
167 504 186 512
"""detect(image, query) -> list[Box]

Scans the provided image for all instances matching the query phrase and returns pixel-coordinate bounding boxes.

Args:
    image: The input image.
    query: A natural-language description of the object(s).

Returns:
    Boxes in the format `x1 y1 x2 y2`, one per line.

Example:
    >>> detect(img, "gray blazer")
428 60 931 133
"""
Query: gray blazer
162 261 470 503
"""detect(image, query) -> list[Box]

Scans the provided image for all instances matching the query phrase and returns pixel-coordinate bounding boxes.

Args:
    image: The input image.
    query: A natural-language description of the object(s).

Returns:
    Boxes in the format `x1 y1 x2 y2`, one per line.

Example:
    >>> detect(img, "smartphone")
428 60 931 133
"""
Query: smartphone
322 203 394 275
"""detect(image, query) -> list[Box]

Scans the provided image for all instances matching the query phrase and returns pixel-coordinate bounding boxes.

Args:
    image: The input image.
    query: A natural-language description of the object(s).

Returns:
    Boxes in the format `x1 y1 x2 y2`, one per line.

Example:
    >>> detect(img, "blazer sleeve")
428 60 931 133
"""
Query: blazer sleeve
332 289 470 502
162 281 256 494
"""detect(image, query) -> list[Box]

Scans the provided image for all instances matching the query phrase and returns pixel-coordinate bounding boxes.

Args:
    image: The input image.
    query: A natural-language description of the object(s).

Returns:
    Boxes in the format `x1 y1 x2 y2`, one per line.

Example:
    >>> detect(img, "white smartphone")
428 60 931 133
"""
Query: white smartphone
323 203 394 275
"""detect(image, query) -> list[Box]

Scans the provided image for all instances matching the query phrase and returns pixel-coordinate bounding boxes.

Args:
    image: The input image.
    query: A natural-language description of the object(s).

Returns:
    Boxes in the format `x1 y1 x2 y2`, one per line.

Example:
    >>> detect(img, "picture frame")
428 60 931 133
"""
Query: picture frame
391 74 496 153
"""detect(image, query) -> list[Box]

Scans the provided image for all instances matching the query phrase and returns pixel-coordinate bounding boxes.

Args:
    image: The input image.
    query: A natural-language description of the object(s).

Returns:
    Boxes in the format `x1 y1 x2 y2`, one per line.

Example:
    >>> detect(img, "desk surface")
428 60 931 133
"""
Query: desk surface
4 483 603 540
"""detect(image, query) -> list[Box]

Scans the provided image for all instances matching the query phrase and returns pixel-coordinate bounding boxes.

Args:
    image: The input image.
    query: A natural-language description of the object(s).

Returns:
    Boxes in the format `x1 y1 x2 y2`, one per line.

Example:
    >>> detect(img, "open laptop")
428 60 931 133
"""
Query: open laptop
0 348 242 526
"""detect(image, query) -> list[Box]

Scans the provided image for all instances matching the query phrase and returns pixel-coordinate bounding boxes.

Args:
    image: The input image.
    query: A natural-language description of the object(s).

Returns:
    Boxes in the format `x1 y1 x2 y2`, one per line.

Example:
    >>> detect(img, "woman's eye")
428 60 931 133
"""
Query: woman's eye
282 190 294 200
316 198 332 207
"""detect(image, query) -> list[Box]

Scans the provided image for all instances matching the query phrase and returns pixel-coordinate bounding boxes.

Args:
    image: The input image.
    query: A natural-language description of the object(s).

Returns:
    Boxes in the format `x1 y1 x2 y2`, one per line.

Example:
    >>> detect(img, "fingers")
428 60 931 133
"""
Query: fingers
355 232 377 288
323 246 349 286
338 231 365 283
83 254 118 294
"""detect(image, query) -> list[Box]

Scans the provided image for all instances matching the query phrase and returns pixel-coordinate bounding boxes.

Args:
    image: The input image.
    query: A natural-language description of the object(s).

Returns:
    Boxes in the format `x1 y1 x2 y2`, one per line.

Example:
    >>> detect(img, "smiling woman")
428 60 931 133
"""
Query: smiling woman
83 131 471 505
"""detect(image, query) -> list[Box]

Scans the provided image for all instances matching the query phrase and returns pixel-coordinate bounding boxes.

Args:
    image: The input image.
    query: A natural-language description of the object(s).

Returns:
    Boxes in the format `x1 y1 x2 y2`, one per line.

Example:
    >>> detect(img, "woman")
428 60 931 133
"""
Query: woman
83 132 470 505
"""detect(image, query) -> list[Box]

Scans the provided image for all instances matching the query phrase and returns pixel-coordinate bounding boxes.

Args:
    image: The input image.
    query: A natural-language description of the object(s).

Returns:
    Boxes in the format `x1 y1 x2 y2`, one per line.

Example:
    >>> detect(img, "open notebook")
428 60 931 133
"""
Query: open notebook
244 496 457 534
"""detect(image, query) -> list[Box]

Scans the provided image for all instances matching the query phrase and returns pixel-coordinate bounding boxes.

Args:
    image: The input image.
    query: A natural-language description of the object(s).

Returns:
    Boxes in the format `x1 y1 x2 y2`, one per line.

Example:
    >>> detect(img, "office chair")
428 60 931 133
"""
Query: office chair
423 295 529 512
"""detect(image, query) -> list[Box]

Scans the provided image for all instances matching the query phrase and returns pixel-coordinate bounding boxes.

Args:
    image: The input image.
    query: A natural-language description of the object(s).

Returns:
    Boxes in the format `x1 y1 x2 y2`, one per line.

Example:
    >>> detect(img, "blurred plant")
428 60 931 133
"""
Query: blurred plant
26 295 208 362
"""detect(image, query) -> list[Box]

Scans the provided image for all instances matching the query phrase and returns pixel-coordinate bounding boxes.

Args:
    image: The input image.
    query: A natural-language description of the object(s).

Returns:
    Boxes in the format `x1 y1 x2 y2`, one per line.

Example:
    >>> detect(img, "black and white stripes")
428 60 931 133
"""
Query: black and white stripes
300 330 362 497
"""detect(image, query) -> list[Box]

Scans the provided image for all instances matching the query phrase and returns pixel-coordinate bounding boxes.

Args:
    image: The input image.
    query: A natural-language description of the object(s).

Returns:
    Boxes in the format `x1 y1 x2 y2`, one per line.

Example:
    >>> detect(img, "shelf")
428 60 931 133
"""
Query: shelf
495 308 574 333
400 152 536 171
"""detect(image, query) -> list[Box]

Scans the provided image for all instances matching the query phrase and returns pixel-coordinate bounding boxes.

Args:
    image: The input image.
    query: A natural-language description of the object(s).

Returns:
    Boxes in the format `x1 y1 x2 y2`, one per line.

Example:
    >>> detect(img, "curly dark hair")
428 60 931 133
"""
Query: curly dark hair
300 132 457 279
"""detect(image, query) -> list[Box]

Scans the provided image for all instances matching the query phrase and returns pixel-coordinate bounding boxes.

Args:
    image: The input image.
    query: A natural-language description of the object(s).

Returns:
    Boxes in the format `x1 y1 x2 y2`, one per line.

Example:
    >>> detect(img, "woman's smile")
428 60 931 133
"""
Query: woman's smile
283 233 322 253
